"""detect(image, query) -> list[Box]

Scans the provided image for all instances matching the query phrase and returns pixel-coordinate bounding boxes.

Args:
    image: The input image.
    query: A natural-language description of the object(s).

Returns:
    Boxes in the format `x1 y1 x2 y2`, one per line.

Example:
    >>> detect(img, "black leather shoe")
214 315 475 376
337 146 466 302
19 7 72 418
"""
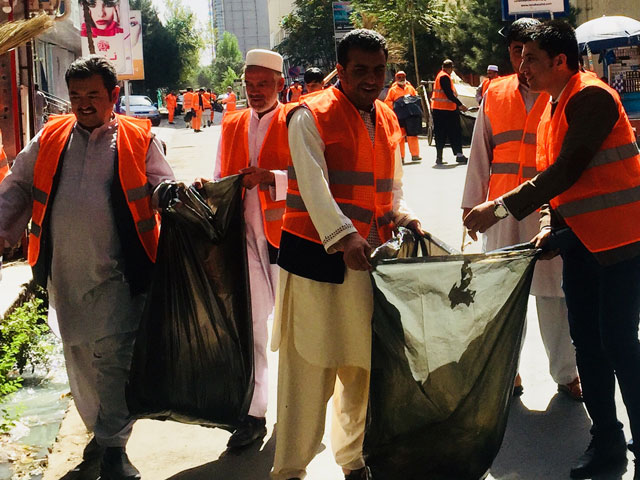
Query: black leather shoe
83 437 106 461
99 447 141 480
570 434 627 478
227 415 267 448
456 155 468 164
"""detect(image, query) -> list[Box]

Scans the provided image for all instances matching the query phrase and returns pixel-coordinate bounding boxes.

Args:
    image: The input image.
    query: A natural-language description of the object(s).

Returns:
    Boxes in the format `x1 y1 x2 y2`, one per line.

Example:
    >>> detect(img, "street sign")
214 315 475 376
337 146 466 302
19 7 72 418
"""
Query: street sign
332 1 354 40
501 0 570 21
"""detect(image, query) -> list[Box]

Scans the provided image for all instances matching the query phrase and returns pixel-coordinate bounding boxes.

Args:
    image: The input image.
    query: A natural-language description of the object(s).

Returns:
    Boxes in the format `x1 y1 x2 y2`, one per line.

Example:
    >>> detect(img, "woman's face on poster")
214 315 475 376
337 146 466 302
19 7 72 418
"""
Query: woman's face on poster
130 15 141 46
88 0 120 28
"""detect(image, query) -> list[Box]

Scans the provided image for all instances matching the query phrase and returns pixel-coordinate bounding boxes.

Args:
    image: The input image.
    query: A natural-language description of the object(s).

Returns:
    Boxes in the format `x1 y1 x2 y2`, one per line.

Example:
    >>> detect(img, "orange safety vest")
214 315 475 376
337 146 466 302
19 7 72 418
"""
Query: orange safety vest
183 91 194 110
219 105 292 248
0 147 8 183
536 71 640 253
282 86 402 244
431 70 458 111
289 85 303 102
484 74 550 200
223 92 237 112
192 93 211 111
28 114 160 266
384 82 418 109
481 78 492 97
165 94 177 110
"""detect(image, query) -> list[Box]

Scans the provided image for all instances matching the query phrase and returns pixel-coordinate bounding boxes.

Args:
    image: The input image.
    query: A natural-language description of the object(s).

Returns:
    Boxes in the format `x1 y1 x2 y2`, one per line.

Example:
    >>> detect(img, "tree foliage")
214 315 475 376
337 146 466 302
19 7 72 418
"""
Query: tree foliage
350 0 451 83
129 0 202 95
275 0 336 71
440 0 510 76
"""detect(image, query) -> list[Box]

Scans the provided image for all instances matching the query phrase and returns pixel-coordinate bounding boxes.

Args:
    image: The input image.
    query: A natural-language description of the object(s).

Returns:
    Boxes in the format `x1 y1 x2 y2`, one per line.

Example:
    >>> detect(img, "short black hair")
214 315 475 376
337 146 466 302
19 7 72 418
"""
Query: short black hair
337 29 388 67
526 20 580 71
507 17 540 46
304 67 324 84
65 55 118 93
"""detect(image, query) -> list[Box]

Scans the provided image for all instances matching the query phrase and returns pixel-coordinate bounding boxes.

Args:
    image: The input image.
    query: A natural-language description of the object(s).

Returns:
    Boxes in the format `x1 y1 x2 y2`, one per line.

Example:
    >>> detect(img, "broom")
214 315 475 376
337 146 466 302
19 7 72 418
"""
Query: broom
0 13 55 56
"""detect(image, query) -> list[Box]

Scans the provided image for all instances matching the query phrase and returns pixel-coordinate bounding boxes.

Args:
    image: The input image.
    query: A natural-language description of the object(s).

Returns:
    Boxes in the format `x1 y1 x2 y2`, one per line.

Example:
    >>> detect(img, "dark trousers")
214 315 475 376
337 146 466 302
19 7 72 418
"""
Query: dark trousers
432 109 463 158
560 230 640 452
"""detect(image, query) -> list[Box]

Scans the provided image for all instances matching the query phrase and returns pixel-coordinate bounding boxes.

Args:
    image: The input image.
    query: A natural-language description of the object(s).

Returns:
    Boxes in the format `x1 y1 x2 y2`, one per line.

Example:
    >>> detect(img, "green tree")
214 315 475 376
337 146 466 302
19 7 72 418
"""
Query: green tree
350 0 451 84
441 0 510 76
210 32 243 92
275 0 336 71
165 0 204 86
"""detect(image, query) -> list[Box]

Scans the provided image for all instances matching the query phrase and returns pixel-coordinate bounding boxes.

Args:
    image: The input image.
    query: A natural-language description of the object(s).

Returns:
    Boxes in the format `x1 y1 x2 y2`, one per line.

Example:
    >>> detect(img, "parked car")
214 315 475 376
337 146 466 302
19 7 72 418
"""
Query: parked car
118 95 162 126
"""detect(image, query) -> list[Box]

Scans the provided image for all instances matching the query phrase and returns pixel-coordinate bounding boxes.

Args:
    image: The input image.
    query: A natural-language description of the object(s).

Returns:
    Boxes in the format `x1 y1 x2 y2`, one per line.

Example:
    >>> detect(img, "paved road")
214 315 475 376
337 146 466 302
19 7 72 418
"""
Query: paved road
42 118 636 480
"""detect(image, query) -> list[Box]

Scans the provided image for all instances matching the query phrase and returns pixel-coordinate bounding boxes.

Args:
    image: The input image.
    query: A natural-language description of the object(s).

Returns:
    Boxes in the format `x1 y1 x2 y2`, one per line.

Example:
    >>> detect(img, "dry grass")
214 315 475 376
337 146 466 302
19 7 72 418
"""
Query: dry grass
0 14 54 56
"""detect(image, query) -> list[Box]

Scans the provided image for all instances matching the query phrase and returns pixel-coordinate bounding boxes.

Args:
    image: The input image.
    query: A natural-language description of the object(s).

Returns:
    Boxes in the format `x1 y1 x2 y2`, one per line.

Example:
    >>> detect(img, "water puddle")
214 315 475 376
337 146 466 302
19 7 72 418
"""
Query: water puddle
1 335 69 480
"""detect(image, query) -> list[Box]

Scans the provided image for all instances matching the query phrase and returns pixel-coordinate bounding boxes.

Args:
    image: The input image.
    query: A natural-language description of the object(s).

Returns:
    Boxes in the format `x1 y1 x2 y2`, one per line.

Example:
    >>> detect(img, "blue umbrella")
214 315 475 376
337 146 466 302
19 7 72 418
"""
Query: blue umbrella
576 15 640 52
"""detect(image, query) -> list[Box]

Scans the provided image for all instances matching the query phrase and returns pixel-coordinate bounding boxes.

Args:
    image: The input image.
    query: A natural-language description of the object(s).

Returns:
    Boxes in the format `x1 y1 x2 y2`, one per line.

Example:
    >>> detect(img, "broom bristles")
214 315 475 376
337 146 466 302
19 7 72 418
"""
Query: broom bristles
0 13 55 56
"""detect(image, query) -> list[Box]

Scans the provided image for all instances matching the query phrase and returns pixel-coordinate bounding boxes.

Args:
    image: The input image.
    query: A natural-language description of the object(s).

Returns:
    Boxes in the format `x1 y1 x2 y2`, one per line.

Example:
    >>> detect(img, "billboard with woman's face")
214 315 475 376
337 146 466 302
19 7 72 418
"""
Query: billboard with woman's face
80 0 133 76
120 10 145 80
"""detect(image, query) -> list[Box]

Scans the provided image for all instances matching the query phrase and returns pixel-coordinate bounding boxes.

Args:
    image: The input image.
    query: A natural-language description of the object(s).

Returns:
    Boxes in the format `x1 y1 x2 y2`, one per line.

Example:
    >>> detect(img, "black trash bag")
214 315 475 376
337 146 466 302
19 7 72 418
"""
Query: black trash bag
393 95 424 136
126 176 253 430
365 230 537 480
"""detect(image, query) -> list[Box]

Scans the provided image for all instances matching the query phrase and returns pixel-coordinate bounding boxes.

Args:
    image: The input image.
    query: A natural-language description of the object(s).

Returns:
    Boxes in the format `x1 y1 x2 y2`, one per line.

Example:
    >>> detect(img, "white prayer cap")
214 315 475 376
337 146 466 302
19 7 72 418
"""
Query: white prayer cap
245 49 283 73
487 65 499 72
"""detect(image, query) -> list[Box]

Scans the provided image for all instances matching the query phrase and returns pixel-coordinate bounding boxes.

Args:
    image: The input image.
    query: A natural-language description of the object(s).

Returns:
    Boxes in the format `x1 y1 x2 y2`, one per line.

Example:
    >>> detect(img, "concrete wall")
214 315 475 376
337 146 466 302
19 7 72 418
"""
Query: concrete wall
267 0 294 48
223 0 271 56
572 0 640 24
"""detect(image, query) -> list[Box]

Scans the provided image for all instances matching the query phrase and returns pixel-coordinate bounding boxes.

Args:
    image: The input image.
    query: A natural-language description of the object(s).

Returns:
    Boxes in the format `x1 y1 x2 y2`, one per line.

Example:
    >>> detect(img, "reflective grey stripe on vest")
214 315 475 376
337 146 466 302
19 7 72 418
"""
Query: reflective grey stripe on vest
556 184 640 218
523 132 537 145
0 157 7 168
126 184 151 202
31 222 41 238
137 217 156 233
287 165 297 180
32 186 48 205
432 97 454 103
493 130 524 146
286 193 373 225
377 210 394 226
522 166 539 179
491 163 520 174
588 142 640 169
264 207 285 222
329 171 374 186
376 178 393 192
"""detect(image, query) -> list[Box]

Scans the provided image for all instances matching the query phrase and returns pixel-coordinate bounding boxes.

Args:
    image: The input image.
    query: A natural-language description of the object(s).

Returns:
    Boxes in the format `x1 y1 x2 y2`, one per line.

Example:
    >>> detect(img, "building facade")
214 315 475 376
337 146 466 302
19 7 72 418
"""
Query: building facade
267 0 294 48
216 0 271 56
571 0 640 24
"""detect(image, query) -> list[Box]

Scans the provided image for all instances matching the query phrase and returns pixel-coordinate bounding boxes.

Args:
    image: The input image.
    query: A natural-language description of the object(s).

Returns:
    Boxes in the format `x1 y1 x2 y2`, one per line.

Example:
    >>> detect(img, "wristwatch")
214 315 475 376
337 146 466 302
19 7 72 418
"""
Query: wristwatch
493 200 509 219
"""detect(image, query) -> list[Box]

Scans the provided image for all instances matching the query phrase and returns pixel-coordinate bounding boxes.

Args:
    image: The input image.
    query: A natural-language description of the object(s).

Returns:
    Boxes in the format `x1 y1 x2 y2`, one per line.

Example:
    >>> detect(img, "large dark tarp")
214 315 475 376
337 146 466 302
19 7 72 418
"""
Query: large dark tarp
365 230 537 479
126 176 254 430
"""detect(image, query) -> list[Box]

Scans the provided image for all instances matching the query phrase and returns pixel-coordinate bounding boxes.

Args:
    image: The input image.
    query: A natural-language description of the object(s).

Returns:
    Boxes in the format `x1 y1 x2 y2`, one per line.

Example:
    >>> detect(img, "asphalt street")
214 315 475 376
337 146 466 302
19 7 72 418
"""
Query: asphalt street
41 116 636 480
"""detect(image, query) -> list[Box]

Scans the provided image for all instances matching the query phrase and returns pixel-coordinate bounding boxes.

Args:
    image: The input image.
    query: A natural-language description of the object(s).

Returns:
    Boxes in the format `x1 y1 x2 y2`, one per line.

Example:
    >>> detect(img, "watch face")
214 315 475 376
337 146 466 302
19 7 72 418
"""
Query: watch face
495 203 508 218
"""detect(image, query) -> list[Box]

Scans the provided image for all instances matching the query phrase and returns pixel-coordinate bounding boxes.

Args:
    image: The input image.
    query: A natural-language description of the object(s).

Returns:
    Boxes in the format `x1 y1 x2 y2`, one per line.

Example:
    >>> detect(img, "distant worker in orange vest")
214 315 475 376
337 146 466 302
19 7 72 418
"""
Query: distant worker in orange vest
385 70 421 162
196 48 291 449
221 86 236 113
461 17 580 401
303 67 324 95
464 20 640 480
182 87 195 128
165 91 177 124
206 88 216 126
431 59 468 165
288 79 303 102
475 64 500 103
0 55 174 480
191 88 210 132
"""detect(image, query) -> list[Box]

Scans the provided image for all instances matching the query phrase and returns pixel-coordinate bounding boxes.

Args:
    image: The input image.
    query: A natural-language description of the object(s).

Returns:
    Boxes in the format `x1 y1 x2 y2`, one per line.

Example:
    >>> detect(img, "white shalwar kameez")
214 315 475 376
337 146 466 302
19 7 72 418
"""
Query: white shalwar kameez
271 106 417 480
214 104 287 418
461 85 577 385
